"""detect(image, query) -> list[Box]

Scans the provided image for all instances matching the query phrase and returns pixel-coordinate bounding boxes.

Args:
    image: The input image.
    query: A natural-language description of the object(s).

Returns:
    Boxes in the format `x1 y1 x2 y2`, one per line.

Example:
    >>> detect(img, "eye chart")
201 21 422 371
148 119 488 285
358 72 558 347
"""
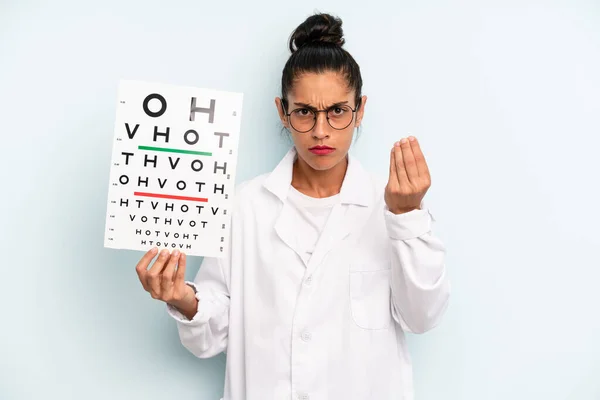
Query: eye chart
104 80 243 257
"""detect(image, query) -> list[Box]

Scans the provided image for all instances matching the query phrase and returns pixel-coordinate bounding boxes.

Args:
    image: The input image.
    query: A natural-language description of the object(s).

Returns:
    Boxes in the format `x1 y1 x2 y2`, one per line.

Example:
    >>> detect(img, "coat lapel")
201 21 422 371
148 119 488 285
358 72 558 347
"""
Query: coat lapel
264 148 307 264
273 200 306 265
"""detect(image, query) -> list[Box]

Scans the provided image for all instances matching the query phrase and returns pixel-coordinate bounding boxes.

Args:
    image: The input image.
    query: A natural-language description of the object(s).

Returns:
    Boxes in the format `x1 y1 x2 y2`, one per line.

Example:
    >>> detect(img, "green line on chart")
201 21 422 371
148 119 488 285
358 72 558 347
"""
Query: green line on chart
138 146 212 156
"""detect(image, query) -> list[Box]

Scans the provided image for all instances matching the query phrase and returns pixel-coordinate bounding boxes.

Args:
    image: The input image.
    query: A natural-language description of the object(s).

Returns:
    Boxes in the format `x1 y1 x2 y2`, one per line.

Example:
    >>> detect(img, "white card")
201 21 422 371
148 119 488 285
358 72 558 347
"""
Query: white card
104 80 243 257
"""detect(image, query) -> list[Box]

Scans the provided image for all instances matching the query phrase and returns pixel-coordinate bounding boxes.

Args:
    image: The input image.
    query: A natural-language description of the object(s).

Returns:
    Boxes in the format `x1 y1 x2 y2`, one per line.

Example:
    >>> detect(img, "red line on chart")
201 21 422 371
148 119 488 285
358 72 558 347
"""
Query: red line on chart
134 192 208 202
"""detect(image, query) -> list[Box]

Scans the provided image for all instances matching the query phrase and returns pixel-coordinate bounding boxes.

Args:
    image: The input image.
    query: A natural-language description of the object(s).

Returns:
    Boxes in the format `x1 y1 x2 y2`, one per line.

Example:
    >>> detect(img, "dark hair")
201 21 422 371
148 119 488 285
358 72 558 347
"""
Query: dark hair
281 13 363 114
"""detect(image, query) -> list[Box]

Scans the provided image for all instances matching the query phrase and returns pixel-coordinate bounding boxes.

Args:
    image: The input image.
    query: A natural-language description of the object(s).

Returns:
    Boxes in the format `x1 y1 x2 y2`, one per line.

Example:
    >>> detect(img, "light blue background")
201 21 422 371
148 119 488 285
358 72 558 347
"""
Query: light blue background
1 0 599 399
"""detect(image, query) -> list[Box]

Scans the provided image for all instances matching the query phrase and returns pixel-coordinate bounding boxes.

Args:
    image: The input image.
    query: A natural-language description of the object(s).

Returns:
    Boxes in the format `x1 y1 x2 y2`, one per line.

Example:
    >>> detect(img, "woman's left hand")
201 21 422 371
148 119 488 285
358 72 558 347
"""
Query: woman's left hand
384 136 431 214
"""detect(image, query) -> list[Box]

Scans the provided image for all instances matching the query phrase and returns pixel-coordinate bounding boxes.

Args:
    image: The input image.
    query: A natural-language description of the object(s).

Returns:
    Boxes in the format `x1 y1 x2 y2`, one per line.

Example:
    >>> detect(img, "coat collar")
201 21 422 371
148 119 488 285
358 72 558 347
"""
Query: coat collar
263 146 372 207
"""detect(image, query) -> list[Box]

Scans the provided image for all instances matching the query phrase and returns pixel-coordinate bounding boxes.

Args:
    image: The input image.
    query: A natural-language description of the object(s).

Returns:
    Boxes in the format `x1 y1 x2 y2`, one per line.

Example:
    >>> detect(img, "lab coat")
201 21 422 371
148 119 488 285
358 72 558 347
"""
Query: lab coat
167 146 450 400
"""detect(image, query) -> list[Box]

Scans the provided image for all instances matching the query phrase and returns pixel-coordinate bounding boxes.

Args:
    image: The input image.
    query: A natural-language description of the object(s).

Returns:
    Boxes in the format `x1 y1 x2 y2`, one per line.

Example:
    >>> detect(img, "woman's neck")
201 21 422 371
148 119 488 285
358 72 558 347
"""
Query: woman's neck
291 154 348 198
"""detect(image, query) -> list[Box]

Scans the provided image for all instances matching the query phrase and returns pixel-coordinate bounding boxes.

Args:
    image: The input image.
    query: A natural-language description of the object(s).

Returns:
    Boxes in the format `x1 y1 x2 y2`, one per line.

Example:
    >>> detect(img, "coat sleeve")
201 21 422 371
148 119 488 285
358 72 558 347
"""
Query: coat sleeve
384 200 451 334
166 252 231 358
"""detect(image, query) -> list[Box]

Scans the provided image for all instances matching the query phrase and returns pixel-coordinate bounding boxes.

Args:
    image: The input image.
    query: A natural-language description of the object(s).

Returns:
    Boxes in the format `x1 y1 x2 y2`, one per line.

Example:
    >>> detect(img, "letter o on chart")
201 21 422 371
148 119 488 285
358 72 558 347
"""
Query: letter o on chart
143 93 167 118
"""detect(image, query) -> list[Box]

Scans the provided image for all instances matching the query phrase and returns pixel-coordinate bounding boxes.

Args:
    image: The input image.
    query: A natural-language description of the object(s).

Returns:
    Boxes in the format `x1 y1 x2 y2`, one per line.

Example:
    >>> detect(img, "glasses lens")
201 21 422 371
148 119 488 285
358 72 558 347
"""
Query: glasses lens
289 109 316 132
327 105 354 129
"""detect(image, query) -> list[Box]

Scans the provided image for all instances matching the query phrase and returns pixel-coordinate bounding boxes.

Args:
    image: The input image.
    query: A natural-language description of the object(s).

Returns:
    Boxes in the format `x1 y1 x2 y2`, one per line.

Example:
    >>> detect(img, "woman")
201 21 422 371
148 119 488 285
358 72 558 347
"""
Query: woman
135 12 450 400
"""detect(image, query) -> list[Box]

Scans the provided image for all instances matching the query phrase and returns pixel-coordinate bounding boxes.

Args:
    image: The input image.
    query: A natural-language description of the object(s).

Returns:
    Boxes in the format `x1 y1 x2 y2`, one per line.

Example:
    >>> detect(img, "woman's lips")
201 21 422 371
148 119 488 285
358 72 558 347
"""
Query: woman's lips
309 146 335 155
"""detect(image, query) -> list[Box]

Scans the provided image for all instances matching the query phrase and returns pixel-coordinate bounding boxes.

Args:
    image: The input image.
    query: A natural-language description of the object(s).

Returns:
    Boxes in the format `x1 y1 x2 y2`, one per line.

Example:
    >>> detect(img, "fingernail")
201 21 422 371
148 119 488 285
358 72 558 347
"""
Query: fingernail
173 250 180 256
151 247 158 254
409 136 416 141
401 138 408 144
394 141 400 147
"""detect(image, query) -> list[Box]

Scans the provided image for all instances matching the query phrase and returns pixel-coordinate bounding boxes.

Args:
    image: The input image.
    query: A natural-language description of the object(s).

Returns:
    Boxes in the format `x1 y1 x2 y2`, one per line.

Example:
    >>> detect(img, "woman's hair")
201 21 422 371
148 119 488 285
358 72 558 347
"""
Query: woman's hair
281 13 363 113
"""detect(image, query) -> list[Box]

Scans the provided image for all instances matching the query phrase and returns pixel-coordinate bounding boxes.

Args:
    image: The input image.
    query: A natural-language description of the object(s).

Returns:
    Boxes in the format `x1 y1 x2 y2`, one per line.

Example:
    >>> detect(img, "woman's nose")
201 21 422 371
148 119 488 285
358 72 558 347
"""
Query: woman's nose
312 112 330 138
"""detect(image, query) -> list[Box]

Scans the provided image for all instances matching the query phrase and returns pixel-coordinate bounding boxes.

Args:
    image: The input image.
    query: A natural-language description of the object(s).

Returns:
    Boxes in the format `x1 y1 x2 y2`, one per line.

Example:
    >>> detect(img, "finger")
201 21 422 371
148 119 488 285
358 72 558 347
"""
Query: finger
393 141 410 188
147 249 170 297
408 136 430 179
388 146 398 185
401 137 419 183
175 252 187 289
135 247 158 291
161 250 180 294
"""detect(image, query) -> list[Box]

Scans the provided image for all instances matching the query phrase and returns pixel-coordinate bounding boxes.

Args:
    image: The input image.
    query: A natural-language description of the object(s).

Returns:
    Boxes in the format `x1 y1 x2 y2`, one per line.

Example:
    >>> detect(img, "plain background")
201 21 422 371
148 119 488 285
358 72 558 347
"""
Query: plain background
1 0 599 399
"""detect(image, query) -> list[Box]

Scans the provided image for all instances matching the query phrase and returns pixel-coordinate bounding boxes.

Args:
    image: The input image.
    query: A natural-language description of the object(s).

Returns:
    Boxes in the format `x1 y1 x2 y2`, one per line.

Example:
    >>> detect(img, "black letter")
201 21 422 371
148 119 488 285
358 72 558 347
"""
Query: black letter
121 152 134 165
214 184 225 194
143 93 167 118
125 123 140 139
168 157 180 169
138 177 149 187
153 126 170 142
191 160 203 172
184 129 199 145
144 154 157 168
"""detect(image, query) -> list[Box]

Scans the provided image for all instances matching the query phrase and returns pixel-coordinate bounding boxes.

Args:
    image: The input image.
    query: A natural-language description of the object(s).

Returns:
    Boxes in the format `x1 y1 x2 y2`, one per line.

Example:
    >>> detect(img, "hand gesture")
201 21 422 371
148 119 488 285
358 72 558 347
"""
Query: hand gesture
385 136 431 214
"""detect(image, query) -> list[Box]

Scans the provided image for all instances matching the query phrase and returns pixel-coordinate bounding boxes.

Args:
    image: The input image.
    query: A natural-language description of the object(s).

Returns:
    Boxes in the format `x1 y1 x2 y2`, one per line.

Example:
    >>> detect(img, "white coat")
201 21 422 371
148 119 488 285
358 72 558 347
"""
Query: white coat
167 146 451 400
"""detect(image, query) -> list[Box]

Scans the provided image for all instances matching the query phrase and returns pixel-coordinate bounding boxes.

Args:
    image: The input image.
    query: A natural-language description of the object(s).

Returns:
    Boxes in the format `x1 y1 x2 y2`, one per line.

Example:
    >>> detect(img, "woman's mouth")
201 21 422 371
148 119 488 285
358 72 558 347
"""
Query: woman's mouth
309 146 335 155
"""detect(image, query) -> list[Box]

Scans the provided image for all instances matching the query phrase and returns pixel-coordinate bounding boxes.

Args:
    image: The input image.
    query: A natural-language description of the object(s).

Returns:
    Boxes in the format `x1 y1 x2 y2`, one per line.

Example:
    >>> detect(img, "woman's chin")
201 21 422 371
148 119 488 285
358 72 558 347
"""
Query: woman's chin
304 153 345 171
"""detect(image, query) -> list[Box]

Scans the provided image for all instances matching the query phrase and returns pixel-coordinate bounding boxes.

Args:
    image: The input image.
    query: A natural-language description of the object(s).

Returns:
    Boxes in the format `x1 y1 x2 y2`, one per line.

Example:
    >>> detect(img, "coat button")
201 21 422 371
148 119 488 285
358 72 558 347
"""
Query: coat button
298 393 309 400
301 331 312 342
305 276 312 285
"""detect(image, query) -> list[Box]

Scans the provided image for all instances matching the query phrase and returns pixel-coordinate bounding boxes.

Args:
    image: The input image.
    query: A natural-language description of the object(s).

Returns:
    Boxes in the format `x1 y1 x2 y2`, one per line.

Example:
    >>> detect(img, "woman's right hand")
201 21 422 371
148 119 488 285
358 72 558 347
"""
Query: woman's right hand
135 248 198 318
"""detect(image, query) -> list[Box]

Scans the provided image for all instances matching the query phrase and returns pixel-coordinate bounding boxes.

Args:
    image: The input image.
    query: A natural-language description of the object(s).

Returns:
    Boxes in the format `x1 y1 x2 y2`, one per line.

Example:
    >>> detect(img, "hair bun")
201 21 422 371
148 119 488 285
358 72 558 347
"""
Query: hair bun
289 13 345 53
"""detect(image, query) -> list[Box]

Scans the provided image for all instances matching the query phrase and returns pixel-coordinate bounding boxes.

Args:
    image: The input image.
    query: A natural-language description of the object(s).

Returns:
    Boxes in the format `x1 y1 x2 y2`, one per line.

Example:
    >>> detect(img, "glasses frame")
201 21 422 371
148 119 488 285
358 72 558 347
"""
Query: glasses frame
283 103 359 133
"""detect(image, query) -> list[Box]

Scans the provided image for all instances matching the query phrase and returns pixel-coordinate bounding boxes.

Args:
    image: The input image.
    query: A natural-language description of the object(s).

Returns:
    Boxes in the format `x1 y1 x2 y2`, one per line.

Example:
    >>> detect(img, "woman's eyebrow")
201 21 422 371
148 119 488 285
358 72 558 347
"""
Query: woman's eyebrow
293 101 349 109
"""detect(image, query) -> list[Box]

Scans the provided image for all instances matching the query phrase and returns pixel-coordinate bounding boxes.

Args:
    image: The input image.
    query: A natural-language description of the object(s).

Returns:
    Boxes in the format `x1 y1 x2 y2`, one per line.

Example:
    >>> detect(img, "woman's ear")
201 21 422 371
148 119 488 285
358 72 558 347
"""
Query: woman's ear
355 95 367 127
275 97 289 128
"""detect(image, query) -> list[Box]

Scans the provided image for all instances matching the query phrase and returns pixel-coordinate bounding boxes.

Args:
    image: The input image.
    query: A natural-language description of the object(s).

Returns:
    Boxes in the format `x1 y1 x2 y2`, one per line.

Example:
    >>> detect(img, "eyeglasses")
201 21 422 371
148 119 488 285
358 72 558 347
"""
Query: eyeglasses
284 104 358 133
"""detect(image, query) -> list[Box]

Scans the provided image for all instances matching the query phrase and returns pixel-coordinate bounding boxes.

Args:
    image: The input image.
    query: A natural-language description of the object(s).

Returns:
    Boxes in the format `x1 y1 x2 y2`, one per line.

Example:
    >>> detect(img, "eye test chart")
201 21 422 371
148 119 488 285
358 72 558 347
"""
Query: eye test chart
104 80 243 257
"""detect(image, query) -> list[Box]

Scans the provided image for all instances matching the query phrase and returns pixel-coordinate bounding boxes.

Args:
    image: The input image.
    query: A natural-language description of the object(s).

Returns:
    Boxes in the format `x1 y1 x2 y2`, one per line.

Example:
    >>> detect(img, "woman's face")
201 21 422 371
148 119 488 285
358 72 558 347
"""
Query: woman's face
276 71 367 171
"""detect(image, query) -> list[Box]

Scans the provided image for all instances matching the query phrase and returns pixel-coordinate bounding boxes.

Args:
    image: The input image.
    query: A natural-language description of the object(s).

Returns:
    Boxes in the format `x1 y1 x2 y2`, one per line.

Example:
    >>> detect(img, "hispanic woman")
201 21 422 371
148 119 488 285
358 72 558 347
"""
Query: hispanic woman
135 12 450 400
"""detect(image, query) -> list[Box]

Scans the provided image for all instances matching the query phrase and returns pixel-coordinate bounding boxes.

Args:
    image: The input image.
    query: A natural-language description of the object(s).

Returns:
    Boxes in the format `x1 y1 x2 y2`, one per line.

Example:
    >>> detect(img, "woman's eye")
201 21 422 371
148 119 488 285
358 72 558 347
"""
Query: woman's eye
295 109 311 116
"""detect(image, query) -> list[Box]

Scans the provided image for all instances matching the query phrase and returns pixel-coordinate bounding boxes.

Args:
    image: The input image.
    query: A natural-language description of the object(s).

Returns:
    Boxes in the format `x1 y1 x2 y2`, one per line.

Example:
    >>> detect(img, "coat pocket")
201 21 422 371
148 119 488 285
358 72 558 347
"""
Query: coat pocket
349 262 392 330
